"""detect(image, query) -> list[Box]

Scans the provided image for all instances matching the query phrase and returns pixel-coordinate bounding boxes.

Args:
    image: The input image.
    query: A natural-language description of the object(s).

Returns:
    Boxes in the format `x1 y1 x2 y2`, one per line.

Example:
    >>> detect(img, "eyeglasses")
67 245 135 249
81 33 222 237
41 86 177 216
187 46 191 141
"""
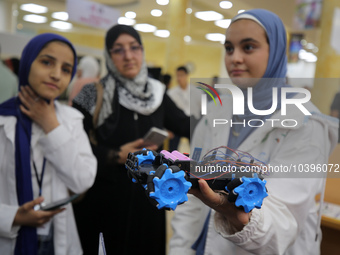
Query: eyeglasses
109 45 143 57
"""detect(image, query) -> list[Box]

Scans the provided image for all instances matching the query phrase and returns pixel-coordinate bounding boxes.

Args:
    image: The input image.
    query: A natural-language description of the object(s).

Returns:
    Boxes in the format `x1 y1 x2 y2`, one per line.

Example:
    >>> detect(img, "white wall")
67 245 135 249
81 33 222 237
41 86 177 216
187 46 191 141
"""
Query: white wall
0 32 105 76
0 32 31 58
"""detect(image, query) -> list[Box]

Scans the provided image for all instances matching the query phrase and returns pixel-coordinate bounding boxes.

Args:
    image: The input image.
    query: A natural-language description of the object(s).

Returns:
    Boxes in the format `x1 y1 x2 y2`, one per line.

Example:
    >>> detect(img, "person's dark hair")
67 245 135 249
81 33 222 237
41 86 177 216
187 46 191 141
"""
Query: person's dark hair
162 74 172 89
177 66 188 74
105 24 142 53
4 57 20 77
162 74 172 84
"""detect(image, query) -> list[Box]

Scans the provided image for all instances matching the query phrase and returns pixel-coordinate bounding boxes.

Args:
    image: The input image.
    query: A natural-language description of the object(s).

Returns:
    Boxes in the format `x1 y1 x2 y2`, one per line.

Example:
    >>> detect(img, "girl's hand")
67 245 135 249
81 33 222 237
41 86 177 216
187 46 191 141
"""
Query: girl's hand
190 179 251 233
18 86 60 134
13 197 65 227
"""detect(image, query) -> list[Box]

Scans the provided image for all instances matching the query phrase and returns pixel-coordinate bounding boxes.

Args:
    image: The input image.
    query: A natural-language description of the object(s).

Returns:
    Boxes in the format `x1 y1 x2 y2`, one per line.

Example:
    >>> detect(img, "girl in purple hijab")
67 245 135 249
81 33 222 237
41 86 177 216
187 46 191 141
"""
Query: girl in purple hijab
0 33 97 255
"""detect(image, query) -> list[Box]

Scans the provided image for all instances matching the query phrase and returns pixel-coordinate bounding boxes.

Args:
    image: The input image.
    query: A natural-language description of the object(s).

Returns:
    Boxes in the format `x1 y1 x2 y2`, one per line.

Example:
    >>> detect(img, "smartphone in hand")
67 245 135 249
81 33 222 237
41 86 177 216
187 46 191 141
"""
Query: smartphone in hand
143 127 168 147
36 194 80 211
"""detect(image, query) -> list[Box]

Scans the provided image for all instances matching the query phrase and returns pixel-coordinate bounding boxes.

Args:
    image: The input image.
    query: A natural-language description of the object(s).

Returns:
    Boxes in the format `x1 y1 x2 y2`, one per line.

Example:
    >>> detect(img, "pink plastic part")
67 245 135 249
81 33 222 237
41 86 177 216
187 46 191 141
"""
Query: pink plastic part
160 150 177 161
171 150 191 160
160 150 191 161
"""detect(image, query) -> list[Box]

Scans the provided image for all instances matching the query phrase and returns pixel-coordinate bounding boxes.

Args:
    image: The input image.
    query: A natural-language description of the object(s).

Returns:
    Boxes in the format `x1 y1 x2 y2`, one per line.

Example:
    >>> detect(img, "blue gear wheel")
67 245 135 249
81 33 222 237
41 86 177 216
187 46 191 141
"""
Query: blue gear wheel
150 168 192 210
135 149 155 166
234 174 268 213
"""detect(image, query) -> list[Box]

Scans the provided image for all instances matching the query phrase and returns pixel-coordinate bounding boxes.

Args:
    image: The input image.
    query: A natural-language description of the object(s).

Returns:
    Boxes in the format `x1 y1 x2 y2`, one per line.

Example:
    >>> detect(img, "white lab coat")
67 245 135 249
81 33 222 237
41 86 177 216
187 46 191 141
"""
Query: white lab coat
170 94 338 255
167 84 202 120
0 101 97 255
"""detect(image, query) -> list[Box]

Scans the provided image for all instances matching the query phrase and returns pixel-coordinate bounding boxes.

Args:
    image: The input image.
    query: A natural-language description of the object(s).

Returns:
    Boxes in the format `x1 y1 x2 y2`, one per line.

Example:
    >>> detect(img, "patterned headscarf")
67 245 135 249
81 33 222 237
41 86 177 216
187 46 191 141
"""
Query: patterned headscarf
73 24 165 127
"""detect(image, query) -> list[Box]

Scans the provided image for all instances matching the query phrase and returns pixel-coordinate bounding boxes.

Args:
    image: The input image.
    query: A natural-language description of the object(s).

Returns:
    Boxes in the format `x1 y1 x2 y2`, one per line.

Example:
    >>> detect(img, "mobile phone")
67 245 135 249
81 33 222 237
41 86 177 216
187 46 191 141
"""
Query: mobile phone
143 127 168 147
39 194 80 211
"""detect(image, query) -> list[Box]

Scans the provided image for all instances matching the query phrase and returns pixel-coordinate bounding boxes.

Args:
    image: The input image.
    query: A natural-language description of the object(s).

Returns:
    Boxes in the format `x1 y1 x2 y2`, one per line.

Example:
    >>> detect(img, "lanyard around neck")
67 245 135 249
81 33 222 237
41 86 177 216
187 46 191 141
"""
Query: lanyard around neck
32 157 46 197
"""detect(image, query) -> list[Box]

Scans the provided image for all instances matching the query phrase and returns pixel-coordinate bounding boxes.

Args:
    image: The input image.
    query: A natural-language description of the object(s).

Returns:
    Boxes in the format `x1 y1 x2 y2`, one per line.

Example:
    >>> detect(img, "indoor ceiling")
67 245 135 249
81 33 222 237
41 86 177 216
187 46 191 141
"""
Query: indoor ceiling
7 0 321 49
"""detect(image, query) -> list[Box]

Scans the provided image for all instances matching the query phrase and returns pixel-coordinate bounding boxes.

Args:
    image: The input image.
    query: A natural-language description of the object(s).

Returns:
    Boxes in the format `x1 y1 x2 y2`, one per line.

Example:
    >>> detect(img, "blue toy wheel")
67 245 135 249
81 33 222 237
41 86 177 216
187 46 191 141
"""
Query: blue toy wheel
234 174 268 213
149 168 192 210
135 149 156 165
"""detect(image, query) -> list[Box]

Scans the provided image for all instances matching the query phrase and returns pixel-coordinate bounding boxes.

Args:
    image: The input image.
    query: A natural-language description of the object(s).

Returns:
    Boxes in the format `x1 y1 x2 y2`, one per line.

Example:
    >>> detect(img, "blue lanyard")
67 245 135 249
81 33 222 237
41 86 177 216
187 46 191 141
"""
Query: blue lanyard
32 157 46 197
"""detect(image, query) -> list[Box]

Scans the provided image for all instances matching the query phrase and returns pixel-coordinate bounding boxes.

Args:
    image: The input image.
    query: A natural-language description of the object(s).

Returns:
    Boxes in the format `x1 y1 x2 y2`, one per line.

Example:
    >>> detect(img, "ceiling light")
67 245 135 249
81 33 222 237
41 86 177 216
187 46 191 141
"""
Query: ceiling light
156 0 169 5
118 17 136 26
52 12 69 21
50 21 73 30
238 10 245 14
219 1 233 9
125 11 136 19
20 4 48 14
184 35 191 42
154 30 170 38
214 19 231 29
134 23 157 33
186 8 192 14
23 14 47 24
205 33 226 43
195 11 223 21
151 9 162 17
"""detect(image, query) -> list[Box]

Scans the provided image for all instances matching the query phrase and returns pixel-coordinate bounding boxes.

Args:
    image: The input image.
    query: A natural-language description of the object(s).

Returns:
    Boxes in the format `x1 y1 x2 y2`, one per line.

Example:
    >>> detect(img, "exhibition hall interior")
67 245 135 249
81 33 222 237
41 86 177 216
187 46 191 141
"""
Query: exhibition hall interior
0 0 340 254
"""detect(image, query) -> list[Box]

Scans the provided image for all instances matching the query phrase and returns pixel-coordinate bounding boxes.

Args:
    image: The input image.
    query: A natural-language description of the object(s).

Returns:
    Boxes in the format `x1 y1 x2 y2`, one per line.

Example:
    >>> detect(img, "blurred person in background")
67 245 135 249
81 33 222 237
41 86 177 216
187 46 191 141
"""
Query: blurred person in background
162 73 172 90
330 91 340 142
167 66 191 151
4 57 20 77
0 45 18 103
167 66 201 151
67 55 100 105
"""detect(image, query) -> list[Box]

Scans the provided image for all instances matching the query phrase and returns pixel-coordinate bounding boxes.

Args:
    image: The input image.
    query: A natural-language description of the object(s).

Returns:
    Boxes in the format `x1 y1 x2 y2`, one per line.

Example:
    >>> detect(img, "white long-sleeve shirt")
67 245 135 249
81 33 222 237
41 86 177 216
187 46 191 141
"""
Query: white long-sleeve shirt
167 84 202 119
0 101 97 255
